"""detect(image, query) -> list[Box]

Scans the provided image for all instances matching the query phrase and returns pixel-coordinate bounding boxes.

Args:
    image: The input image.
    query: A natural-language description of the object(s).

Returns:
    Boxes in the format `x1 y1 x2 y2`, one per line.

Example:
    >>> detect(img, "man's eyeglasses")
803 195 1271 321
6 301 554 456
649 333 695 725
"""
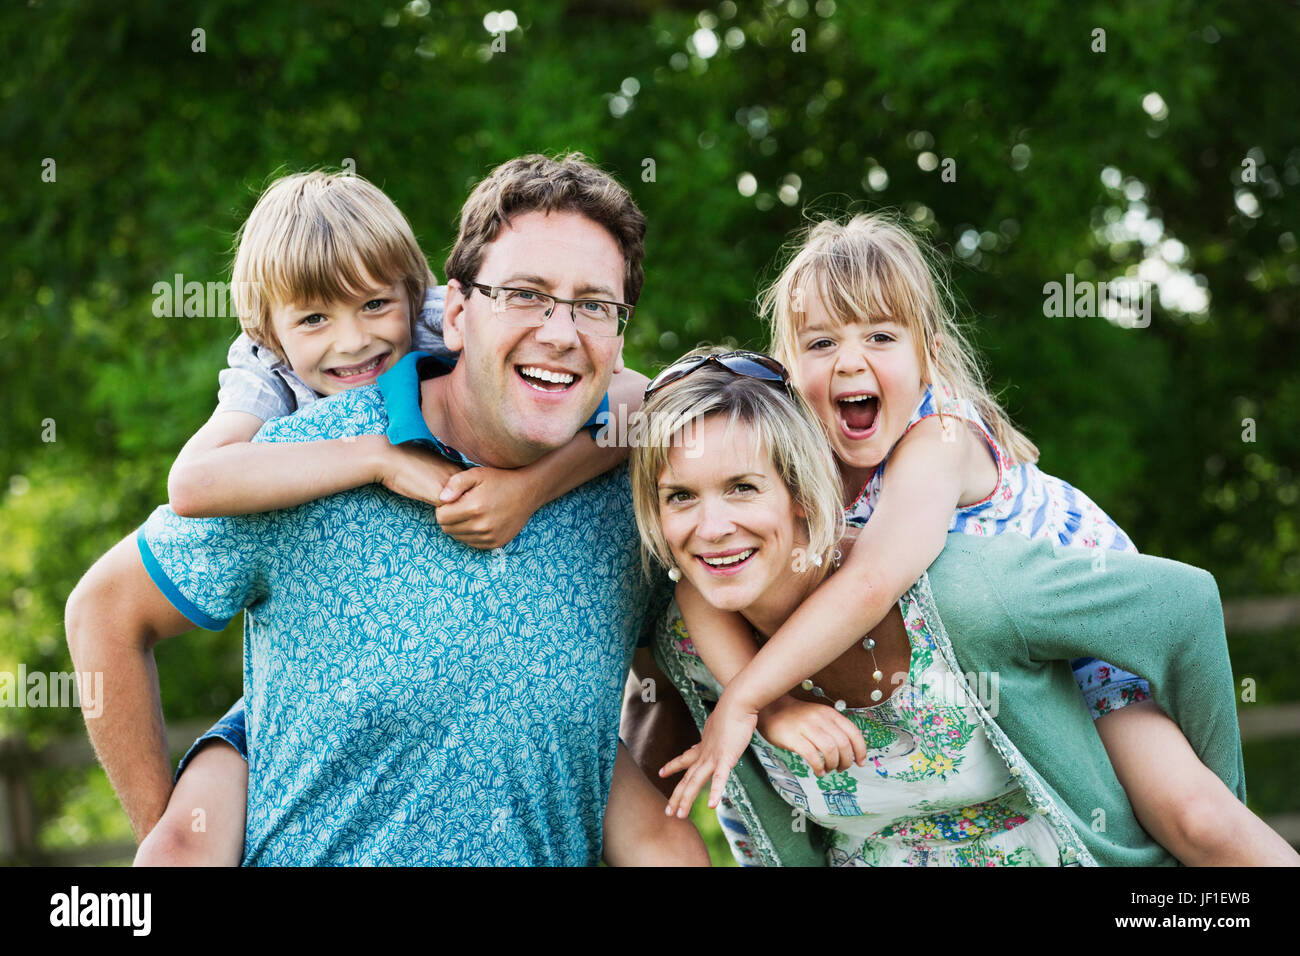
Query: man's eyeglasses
643 350 792 401
466 282 633 338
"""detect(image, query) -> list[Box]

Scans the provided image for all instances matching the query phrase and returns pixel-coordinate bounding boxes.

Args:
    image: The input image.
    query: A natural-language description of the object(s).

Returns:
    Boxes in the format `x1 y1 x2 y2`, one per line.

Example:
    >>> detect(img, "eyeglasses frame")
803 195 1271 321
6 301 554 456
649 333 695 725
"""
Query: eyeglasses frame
465 281 634 338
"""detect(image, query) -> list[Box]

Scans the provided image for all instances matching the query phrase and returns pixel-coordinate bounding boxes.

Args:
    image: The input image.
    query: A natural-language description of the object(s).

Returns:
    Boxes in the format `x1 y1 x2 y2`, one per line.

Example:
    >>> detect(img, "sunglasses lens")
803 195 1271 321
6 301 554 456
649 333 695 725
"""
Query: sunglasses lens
721 354 788 382
644 351 790 401
645 358 704 396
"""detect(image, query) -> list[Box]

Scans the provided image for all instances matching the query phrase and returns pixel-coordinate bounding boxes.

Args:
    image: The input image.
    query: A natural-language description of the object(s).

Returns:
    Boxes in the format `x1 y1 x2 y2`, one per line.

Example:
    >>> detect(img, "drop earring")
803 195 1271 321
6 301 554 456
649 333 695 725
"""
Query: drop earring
668 567 682 582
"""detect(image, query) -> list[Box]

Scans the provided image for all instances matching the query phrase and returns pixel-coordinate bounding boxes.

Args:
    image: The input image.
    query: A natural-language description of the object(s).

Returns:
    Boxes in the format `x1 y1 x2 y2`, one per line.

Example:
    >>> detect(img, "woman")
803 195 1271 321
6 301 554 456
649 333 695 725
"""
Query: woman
629 350 1247 866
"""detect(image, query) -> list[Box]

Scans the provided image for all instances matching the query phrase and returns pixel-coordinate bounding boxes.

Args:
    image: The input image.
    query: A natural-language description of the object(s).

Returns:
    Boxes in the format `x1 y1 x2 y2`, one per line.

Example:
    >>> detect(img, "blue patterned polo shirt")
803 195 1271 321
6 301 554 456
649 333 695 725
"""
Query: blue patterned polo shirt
138 352 654 865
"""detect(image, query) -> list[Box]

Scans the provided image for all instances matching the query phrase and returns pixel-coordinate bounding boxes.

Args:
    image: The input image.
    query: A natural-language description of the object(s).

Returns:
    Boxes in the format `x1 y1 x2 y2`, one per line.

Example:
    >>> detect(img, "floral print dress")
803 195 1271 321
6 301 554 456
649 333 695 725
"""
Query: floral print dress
668 597 1067 867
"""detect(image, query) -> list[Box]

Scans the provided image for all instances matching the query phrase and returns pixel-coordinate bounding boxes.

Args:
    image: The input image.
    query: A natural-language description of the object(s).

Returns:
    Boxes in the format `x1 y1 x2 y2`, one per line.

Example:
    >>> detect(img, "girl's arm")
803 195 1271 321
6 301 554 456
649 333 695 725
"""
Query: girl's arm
727 416 974 710
659 580 870 814
168 410 461 517
674 577 766 686
664 416 979 813
434 367 650 549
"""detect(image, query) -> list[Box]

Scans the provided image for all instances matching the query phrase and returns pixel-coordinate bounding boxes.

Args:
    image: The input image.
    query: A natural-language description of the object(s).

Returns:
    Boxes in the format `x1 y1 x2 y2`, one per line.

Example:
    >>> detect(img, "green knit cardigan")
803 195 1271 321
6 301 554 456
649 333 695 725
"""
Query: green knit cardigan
651 533 1245 867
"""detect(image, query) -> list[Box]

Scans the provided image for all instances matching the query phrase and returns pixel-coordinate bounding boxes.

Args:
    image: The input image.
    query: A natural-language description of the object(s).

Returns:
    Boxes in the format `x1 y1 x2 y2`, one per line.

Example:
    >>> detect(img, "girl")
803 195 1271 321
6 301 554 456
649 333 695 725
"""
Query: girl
657 213 1297 865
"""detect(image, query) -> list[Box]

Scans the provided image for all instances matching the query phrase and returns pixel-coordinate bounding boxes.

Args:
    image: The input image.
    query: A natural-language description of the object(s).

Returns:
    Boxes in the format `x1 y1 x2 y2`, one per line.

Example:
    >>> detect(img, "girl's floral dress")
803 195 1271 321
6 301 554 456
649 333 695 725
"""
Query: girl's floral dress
846 383 1152 719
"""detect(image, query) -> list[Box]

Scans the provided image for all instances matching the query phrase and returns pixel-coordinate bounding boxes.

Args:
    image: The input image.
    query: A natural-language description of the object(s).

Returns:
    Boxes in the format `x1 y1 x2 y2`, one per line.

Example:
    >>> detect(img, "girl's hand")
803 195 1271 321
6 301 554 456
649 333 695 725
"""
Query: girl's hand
657 693 758 818
435 467 541 550
374 440 463 509
756 694 867 774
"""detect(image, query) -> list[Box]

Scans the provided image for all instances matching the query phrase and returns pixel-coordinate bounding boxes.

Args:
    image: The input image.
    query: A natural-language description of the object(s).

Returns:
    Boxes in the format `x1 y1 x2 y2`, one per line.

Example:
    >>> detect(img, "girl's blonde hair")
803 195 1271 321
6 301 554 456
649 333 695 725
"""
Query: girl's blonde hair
630 347 845 581
231 170 432 359
759 212 1039 464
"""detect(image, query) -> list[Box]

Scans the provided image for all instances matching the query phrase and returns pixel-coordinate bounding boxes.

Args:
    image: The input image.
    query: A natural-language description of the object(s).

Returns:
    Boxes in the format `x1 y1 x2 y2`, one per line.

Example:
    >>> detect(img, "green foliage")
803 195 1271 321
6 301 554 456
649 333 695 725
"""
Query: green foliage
0 0 1295 862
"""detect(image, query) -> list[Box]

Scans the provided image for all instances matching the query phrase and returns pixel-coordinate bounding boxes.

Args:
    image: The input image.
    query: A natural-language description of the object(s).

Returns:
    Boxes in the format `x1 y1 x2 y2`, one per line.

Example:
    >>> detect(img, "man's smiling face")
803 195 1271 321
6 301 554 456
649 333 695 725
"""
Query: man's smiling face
442 209 627 461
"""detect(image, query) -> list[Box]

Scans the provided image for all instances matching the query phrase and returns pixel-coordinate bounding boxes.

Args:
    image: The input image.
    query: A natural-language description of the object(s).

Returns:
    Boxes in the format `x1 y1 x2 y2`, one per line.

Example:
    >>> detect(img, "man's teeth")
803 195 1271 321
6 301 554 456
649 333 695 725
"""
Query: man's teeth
520 366 576 385
701 549 755 567
331 355 383 377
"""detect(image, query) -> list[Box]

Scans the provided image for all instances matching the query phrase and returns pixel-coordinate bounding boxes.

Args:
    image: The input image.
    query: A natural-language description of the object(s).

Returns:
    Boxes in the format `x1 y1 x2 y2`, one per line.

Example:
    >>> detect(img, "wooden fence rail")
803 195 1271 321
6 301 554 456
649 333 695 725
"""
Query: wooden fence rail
0 719 214 866
4 596 1299 865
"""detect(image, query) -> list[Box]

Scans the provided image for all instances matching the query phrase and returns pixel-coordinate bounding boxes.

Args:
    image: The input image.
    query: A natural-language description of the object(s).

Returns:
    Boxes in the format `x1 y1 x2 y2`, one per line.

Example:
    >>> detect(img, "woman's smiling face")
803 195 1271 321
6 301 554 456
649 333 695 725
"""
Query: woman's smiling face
657 414 808 615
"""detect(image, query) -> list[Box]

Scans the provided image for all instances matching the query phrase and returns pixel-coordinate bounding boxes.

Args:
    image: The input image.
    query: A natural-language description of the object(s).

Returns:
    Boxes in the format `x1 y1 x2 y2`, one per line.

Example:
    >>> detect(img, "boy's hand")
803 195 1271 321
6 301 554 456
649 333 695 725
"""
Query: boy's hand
436 466 542 550
373 440 463 509
657 691 759 818
755 694 867 775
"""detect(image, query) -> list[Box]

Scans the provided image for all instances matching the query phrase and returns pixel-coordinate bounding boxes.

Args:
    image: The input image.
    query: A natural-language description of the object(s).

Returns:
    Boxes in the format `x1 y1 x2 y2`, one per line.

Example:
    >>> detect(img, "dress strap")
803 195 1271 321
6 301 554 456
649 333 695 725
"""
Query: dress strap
897 384 1007 512
844 383 1008 519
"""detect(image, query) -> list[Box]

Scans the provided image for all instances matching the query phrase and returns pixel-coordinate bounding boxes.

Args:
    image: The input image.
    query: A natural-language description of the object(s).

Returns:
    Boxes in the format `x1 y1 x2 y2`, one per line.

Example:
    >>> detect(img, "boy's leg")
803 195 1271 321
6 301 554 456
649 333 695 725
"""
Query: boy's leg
134 740 247 867
1095 700 1298 865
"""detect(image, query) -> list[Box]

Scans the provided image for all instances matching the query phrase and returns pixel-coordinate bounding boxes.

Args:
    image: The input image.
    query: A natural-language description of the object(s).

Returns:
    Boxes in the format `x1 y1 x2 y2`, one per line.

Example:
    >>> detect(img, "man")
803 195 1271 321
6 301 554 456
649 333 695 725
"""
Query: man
65 153 701 865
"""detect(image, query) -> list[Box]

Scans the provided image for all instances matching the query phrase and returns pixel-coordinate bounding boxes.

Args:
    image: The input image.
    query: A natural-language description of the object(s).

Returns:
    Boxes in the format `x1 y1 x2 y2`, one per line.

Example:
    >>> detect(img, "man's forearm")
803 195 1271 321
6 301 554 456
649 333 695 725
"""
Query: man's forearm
65 533 194 840
69 611 175 839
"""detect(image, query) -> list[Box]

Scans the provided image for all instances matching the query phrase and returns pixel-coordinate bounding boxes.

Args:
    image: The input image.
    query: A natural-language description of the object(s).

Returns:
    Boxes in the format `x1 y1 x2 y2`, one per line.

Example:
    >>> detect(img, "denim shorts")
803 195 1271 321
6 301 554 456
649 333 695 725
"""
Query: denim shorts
175 697 248 782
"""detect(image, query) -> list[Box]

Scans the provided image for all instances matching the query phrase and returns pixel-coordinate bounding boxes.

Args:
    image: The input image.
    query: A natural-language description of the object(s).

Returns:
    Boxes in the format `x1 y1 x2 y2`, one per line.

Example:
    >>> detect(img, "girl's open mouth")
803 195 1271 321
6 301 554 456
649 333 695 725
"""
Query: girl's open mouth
836 393 879 439
695 548 757 576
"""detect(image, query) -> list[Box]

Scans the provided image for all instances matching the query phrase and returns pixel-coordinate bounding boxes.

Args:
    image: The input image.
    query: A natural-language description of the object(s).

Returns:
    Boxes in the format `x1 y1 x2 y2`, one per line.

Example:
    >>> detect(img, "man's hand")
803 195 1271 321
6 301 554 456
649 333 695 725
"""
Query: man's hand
373 441 463 510
436 466 542 550
756 694 867 775
658 691 760 818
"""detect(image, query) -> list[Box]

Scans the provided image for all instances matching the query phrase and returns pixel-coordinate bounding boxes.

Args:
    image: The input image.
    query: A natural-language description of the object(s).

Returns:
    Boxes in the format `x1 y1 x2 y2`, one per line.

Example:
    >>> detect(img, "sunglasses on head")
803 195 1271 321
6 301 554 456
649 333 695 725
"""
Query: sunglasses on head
643 350 792 401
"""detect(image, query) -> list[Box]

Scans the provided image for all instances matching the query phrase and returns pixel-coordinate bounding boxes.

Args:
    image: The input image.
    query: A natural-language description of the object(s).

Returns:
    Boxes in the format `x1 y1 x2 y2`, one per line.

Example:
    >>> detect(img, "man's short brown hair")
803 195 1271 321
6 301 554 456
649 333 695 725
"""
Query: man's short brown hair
444 153 647 305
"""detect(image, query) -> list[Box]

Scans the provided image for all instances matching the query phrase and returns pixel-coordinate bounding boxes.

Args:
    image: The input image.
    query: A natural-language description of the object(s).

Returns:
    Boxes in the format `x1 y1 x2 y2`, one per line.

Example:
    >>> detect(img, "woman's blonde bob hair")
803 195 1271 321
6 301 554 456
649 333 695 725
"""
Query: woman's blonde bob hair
759 211 1039 464
630 346 846 581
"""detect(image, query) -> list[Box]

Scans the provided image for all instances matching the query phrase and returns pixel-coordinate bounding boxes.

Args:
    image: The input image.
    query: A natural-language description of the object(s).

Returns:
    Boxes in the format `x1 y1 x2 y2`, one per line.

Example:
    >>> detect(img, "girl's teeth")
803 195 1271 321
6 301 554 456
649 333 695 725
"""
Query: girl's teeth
702 549 755 567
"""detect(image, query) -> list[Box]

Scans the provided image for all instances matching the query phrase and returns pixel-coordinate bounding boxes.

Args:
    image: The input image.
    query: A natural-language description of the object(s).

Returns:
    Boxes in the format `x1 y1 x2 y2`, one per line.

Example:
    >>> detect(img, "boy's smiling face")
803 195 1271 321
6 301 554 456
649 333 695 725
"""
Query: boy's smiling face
268 270 413 396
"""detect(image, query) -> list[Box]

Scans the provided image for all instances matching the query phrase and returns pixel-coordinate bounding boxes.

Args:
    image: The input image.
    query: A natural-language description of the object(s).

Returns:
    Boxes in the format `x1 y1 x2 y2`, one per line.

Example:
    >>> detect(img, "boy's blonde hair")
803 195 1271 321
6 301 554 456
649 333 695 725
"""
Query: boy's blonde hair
759 212 1039 464
630 347 845 581
231 170 431 358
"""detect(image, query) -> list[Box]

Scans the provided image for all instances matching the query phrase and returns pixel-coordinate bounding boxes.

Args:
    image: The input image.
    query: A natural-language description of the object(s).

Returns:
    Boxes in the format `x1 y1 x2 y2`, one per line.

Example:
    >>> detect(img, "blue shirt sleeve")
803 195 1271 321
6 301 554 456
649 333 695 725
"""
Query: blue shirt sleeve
136 505 270 630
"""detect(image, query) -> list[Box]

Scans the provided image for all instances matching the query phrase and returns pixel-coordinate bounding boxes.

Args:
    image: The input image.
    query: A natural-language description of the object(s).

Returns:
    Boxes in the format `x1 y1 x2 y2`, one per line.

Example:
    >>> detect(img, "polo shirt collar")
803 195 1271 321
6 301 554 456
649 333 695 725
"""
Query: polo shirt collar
379 351 480 467
377 351 612 469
